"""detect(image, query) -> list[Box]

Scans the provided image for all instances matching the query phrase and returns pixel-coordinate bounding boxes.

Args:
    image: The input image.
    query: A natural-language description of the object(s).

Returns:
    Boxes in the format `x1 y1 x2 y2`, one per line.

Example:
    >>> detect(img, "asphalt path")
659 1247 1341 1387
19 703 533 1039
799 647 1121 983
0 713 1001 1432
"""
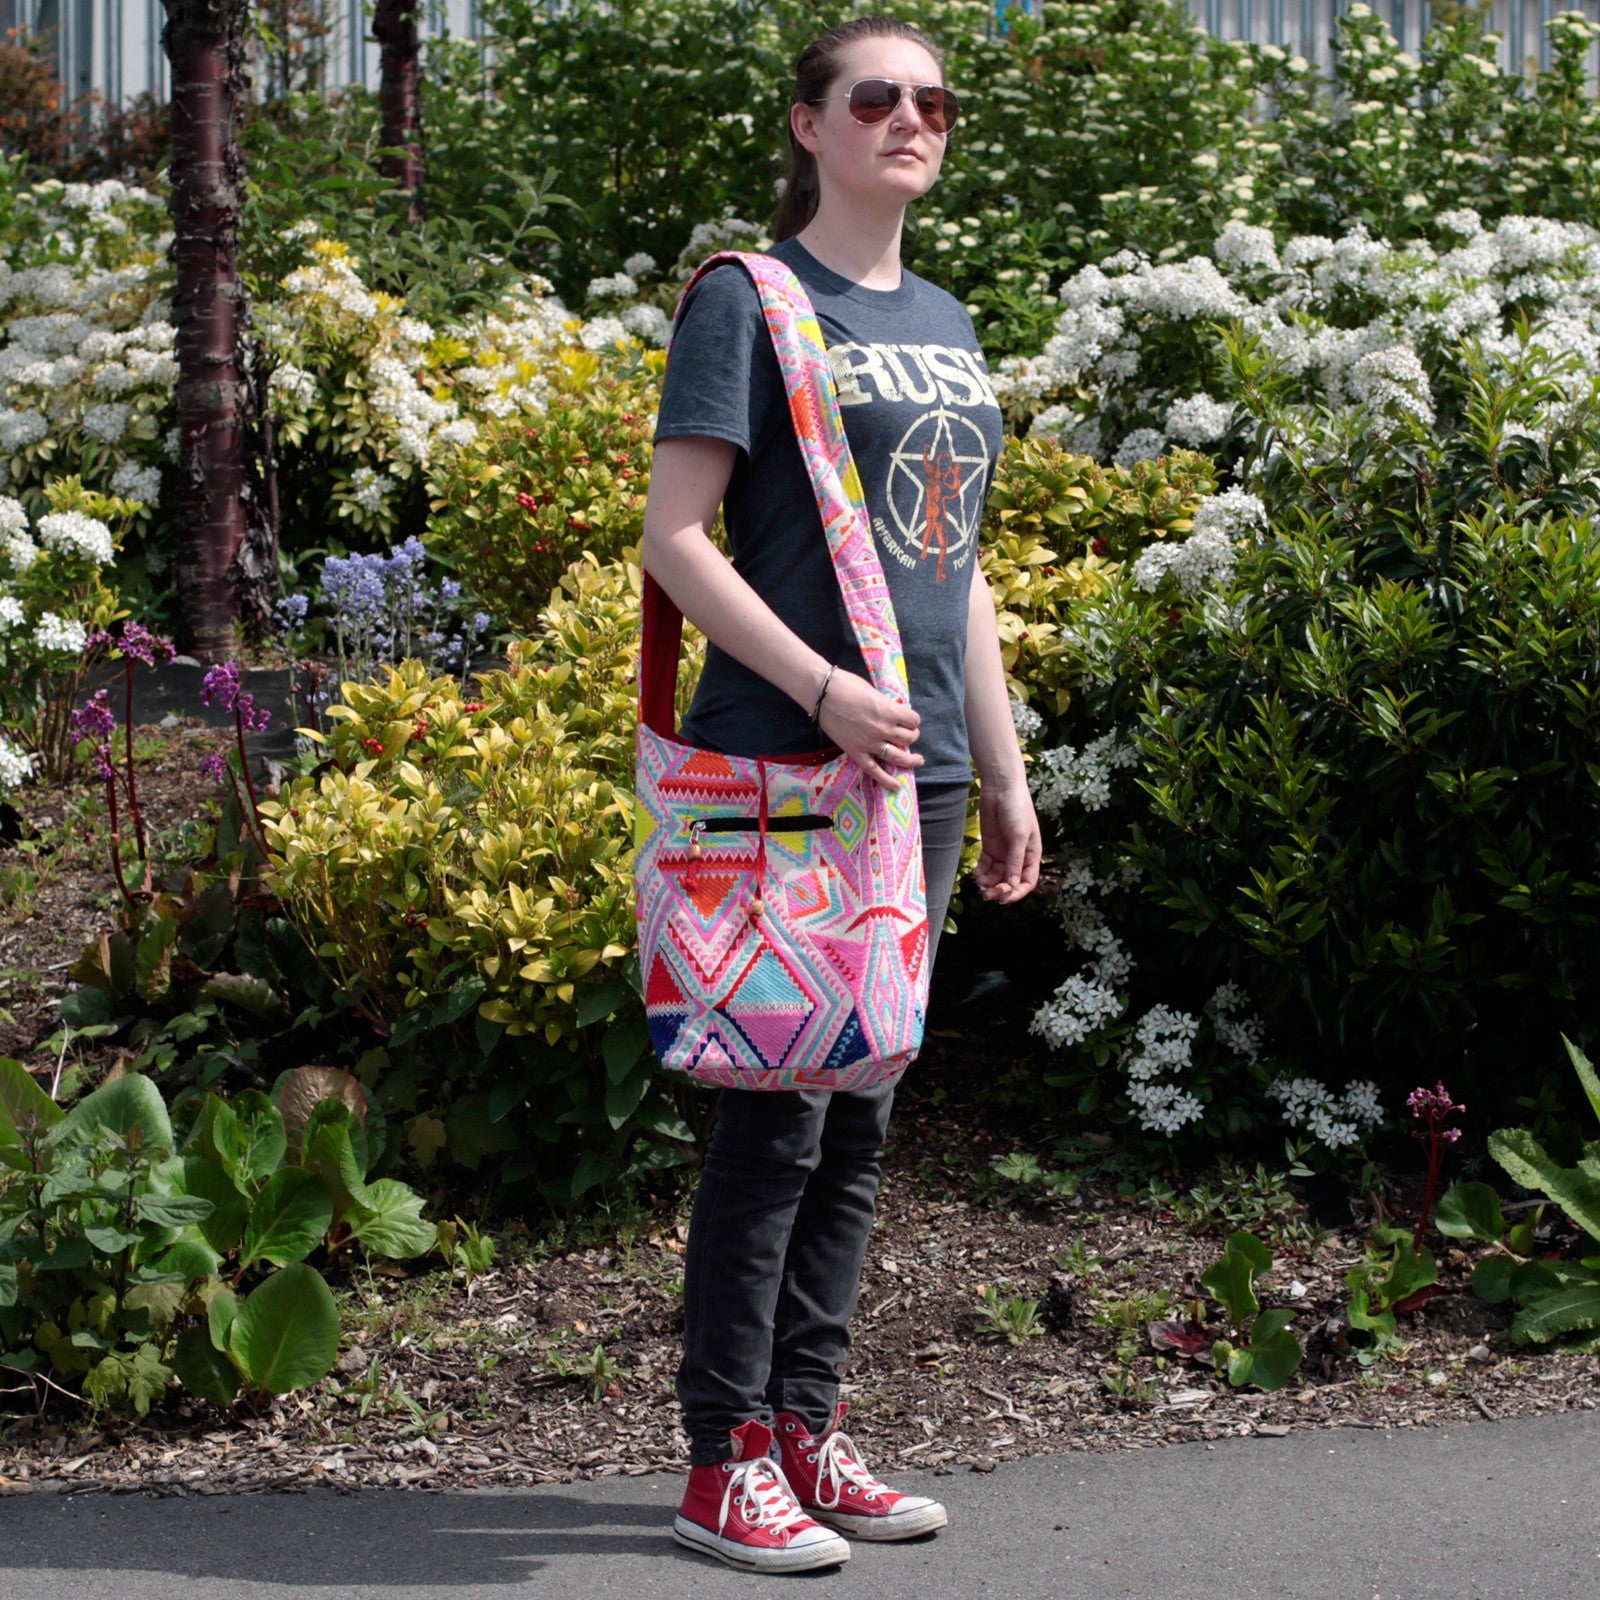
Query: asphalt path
2 1409 1596 1600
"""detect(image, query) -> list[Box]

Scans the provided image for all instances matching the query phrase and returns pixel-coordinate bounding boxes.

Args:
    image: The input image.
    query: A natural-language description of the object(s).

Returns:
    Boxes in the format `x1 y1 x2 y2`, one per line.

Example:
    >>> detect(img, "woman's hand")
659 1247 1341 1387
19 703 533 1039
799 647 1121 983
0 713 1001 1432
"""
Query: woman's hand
974 778 1041 904
816 669 924 790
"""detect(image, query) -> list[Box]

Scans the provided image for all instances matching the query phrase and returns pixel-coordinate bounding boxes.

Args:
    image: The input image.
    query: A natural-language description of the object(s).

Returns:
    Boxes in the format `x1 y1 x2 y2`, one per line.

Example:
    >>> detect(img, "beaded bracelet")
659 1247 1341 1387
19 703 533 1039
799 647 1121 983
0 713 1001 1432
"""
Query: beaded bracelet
809 662 836 729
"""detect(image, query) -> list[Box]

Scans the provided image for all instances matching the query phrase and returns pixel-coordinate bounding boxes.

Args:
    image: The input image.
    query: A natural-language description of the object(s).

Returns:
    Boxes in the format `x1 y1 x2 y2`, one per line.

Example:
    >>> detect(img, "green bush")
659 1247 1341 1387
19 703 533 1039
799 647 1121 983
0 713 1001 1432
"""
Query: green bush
1024 333 1600 1147
263 554 703 1205
0 1060 433 1415
982 438 1217 721
425 352 660 633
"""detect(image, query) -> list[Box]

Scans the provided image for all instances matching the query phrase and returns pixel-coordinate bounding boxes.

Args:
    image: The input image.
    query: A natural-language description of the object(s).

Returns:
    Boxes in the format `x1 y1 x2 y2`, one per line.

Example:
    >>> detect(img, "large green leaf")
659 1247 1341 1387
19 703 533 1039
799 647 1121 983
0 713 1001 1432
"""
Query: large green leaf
1435 1182 1506 1243
173 1325 242 1407
230 1091 288 1185
349 1179 436 1259
208 1285 238 1353
149 1238 221 1280
1562 1035 1600 1128
180 883 236 968
239 1169 334 1268
1226 1313 1302 1392
199 973 289 1022
55 1073 172 1153
303 1118 368 1218
275 1066 367 1161
1509 1279 1600 1345
134 1193 216 1228
604 1066 650 1130
183 1156 249 1254
602 1015 649 1085
227 1264 341 1394
1489 1128 1600 1243
1471 1254 1517 1305
0 1058 62 1163
1201 1243 1262 1328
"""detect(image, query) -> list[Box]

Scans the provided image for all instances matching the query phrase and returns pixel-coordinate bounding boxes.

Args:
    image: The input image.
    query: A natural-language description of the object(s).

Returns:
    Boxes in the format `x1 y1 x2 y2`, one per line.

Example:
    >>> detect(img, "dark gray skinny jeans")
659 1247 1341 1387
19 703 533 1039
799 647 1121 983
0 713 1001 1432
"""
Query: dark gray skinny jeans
677 779 971 1464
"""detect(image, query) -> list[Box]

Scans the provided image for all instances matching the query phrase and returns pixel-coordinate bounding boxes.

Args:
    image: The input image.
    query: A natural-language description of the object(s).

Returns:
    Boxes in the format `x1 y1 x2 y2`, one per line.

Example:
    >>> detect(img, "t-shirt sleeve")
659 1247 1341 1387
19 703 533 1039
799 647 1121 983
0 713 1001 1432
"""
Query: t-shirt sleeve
653 264 774 454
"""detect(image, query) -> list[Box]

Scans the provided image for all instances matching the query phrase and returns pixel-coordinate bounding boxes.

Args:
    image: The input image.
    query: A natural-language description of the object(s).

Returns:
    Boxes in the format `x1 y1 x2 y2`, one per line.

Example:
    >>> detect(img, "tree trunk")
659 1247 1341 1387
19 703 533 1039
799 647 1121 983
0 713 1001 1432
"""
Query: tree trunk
373 0 425 225
162 0 261 661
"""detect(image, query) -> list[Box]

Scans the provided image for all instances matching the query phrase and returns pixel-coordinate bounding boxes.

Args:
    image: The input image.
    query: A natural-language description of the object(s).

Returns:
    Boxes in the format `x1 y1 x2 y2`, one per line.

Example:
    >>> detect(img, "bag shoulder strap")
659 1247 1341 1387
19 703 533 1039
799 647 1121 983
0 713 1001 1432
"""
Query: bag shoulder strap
639 250 910 738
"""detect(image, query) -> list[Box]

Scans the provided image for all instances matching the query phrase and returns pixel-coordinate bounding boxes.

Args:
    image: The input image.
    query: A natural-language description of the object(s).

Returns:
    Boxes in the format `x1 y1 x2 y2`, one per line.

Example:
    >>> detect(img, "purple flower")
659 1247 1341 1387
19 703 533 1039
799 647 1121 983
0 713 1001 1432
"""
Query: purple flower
200 752 229 786
274 593 310 633
71 688 117 748
1407 1083 1465 1121
85 621 175 665
200 661 241 711
234 692 272 734
201 662 270 732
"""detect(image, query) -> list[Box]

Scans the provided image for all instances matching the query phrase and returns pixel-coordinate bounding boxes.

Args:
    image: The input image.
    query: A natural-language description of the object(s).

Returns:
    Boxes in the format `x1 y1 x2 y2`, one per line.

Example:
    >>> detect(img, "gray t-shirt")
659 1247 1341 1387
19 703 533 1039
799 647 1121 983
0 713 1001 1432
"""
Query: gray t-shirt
653 236 1004 785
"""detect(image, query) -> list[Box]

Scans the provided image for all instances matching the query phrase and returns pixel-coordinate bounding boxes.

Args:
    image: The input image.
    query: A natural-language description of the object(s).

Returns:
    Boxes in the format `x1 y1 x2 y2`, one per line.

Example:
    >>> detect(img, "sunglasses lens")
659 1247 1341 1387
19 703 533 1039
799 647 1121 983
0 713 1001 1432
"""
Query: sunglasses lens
847 80 899 123
916 87 959 133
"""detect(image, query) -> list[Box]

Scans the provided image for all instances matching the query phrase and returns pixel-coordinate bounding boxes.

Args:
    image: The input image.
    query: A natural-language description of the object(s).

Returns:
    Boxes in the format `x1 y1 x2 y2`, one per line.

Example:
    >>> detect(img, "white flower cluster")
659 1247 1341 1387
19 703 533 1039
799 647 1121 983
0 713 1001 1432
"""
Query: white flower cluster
1119 1006 1204 1136
110 461 161 505
1163 393 1234 447
1032 972 1124 1049
0 496 37 572
1204 981 1266 1063
623 252 657 277
1130 489 1266 597
268 362 317 410
1029 730 1139 818
672 215 772 279
578 315 629 352
0 181 174 503
1267 1075 1383 1150
586 272 638 301
36 510 114 565
34 610 86 654
0 734 34 791
999 210 1600 463
1009 695 1043 742
0 593 23 628
621 303 672 346
348 465 395 514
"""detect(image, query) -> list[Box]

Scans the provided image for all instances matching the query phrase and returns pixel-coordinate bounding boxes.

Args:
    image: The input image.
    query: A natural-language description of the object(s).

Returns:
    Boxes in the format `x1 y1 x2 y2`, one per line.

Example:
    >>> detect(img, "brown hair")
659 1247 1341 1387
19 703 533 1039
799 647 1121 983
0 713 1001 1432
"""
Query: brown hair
772 15 946 243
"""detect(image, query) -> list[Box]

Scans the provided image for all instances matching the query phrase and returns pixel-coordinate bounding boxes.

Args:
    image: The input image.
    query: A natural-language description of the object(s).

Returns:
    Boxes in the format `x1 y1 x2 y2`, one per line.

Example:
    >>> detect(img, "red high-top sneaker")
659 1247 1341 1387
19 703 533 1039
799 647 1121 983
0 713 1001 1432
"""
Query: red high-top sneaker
774 1403 949 1541
673 1418 852 1573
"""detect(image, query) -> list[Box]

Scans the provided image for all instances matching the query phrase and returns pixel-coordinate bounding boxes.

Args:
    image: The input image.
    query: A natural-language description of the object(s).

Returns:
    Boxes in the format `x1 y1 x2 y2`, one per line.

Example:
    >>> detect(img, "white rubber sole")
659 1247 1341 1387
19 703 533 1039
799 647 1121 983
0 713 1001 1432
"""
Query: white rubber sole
672 1514 852 1572
809 1499 950 1541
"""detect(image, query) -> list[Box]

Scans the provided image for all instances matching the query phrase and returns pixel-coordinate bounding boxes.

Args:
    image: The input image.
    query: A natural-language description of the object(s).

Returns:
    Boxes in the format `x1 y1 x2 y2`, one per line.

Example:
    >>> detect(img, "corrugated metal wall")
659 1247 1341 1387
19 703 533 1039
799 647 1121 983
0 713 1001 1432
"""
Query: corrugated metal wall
3 1 1597 110
1182 0 1600 75
0 0 484 110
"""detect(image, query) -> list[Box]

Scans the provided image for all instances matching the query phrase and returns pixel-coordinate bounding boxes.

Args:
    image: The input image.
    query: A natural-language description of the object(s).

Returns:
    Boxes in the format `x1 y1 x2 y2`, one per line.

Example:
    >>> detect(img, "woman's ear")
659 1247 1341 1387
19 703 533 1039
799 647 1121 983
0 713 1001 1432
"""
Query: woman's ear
790 98 823 156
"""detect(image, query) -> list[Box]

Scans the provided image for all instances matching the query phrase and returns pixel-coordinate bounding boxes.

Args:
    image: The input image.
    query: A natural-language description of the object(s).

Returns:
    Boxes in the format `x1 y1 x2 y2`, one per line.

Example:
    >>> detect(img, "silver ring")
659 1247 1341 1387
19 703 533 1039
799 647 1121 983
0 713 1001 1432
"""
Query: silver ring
881 741 892 764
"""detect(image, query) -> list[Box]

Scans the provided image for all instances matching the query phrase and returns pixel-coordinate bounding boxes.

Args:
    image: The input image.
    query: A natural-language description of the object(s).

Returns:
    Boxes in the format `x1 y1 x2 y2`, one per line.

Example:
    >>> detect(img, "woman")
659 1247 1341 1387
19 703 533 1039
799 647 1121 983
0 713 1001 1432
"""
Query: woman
642 15 1041 1574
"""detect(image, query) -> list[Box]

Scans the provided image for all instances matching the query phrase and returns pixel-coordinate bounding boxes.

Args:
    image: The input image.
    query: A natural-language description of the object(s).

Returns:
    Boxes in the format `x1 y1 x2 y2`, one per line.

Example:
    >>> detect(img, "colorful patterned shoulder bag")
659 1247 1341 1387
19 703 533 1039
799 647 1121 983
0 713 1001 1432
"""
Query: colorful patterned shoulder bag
634 251 929 1091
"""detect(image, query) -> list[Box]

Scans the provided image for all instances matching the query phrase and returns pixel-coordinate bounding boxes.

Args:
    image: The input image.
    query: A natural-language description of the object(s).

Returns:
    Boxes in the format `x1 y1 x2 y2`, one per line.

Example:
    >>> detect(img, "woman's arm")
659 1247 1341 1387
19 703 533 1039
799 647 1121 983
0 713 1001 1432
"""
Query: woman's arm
964 567 1041 903
641 436 922 787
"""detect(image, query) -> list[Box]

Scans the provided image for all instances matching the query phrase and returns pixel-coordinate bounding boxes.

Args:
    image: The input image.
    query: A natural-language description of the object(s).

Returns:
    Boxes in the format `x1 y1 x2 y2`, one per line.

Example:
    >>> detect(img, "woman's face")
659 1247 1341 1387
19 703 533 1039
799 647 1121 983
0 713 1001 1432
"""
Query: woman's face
792 37 949 219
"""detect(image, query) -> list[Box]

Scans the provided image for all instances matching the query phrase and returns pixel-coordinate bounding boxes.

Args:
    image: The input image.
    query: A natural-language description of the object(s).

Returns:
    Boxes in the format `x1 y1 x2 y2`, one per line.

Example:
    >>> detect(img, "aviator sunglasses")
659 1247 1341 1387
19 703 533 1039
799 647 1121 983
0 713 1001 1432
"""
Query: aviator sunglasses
805 78 963 136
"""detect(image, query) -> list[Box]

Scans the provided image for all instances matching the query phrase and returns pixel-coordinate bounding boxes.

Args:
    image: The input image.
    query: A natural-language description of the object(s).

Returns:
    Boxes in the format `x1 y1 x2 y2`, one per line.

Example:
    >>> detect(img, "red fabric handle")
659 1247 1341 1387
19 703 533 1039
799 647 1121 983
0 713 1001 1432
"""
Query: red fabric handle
639 570 683 737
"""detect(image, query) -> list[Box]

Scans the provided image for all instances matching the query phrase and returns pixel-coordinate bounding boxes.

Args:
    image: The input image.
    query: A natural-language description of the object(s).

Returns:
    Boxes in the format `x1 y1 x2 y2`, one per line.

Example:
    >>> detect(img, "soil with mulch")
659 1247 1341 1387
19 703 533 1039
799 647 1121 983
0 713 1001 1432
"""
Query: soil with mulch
0 730 1596 1498
0 719 235 1067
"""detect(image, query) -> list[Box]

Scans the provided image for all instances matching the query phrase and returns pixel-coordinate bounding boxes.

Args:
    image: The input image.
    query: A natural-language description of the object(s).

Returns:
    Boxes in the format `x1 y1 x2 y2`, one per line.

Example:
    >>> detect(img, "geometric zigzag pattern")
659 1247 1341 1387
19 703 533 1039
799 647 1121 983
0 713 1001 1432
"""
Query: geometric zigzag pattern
635 252 930 1092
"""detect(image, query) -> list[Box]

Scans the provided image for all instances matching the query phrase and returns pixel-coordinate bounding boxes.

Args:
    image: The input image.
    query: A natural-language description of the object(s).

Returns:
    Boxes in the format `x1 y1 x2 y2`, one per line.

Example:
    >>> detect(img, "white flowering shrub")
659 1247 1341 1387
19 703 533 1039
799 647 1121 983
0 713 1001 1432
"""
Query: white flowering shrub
0 177 174 565
996 208 1600 464
1023 338 1600 1152
0 480 132 782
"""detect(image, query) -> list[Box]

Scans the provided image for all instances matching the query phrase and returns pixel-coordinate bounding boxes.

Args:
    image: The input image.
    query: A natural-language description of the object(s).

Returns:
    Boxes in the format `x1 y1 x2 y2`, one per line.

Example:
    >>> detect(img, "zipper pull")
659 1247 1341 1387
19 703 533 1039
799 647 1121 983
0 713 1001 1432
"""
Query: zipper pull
687 819 705 862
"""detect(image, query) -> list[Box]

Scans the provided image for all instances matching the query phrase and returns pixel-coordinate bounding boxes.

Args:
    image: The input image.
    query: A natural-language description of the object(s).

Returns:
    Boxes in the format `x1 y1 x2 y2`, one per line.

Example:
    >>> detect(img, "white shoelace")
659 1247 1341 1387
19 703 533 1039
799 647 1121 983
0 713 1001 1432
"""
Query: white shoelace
809 1427 886 1511
717 1456 813 1539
